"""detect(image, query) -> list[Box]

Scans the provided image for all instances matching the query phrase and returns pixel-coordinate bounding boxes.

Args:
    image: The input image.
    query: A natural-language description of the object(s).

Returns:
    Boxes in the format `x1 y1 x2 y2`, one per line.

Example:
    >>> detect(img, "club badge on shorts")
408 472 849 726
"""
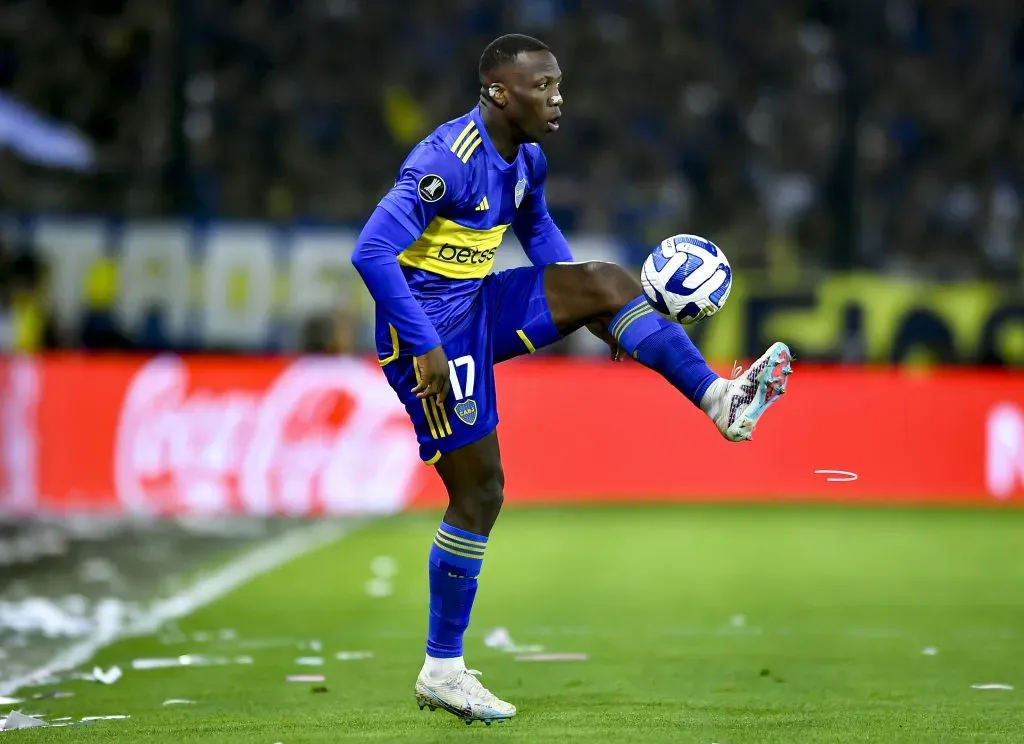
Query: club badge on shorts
454 399 478 426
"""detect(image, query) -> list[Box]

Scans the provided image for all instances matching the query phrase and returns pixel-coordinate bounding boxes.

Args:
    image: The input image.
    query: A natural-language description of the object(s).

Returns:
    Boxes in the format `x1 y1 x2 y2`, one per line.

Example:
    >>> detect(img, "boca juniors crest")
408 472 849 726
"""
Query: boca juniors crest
514 178 527 208
454 398 478 426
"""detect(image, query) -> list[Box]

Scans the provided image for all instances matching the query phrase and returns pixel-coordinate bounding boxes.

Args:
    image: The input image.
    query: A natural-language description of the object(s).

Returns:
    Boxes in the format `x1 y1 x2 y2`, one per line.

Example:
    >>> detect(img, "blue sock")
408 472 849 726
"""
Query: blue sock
426 522 487 658
610 296 720 406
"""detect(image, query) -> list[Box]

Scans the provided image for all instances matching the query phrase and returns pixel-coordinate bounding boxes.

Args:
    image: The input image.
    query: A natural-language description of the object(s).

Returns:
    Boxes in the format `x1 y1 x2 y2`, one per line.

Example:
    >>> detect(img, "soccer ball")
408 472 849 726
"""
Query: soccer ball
640 234 733 325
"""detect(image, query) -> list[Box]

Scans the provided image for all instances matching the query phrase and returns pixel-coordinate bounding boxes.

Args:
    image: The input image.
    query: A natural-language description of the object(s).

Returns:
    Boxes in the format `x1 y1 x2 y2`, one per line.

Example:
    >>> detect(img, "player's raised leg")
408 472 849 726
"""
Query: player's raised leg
414 433 516 725
544 262 792 440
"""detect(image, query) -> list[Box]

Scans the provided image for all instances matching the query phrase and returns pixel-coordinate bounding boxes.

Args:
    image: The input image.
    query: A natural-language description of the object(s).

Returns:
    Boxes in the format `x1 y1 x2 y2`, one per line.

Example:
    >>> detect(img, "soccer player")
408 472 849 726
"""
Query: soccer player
351 34 792 725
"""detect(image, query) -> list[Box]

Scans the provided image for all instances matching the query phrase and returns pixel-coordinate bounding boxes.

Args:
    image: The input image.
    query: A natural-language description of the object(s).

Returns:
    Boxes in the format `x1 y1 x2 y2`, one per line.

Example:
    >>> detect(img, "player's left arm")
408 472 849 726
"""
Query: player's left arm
511 147 574 266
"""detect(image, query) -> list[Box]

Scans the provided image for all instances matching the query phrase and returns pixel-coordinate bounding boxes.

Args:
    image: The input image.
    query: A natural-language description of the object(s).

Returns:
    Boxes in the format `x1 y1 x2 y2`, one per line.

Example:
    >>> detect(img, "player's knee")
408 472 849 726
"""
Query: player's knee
576 261 638 315
474 466 505 514
448 466 505 534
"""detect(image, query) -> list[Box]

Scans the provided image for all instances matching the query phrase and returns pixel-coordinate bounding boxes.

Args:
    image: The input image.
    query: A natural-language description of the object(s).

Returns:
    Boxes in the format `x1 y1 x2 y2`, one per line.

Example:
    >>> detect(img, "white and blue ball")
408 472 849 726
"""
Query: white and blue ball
640 234 733 325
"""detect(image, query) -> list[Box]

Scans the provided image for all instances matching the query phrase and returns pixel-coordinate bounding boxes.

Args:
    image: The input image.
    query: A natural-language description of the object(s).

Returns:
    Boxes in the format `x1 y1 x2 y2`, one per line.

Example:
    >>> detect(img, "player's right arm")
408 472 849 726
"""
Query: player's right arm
351 144 465 403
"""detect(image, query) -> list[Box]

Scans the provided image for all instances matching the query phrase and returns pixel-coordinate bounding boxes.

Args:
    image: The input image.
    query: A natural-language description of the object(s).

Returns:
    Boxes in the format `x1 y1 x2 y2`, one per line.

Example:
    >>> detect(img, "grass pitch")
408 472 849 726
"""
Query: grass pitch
6 505 1023 743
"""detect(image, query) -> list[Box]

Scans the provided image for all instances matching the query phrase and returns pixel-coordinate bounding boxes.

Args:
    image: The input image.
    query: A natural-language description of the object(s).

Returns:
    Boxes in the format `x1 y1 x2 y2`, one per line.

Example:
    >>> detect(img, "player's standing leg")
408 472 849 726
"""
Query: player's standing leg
414 433 516 725
411 264 562 725
544 262 792 440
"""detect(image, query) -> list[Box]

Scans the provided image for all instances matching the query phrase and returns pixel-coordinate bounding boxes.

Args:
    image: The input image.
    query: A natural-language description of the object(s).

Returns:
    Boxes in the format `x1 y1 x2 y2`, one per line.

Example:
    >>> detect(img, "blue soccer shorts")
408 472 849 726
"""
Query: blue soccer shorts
380 266 561 464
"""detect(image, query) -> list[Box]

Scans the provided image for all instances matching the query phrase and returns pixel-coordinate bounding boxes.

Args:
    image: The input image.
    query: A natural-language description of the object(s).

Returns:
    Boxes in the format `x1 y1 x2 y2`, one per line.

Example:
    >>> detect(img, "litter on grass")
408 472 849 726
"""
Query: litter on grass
365 577 393 598
287 674 325 683
0 698 22 706
370 555 398 577
484 627 545 654
921 646 939 656
92 665 123 684
1 712 132 732
295 657 323 666
32 691 74 700
2 712 47 730
162 699 196 706
132 655 253 670
335 651 374 661
971 683 1014 691
515 653 589 662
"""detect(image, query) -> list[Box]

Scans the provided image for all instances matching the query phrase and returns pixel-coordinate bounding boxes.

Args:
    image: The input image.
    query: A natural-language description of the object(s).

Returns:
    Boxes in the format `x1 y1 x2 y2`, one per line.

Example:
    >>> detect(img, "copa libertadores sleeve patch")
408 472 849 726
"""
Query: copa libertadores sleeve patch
417 174 446 203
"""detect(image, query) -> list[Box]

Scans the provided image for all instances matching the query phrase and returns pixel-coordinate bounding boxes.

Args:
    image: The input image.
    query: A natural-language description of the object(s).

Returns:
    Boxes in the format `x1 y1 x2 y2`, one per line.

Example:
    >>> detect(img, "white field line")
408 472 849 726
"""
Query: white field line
0 520 352 697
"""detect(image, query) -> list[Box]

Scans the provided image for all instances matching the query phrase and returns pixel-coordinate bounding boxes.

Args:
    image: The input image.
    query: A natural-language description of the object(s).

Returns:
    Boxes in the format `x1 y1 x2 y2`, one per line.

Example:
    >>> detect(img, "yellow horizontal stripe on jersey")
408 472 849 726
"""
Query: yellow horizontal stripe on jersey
398 216 508 279
450 121 476 154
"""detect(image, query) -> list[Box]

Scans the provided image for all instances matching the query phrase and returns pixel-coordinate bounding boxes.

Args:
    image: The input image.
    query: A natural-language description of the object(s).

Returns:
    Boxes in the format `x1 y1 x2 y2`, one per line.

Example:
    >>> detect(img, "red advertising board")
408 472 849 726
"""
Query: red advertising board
1 355 1021 515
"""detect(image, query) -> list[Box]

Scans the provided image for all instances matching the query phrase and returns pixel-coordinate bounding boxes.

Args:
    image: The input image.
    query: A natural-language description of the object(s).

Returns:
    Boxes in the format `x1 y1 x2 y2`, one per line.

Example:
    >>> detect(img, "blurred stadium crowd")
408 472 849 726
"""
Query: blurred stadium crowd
0 0 1022 353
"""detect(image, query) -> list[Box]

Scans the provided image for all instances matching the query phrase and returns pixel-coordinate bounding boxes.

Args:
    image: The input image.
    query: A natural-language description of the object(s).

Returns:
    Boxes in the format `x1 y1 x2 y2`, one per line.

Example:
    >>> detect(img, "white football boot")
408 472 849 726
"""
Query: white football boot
415 668 516 726
700 341 793 441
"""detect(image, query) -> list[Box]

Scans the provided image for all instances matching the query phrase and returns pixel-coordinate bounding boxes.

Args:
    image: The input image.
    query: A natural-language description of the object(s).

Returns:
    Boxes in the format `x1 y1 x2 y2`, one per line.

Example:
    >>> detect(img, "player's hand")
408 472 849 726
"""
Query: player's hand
586 322 623 362
412 345 451 405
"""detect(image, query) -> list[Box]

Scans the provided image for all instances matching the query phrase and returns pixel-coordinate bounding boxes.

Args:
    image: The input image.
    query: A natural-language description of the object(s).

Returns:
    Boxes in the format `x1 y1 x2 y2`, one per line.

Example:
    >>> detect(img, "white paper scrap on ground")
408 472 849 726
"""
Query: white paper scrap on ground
484 627 545 654
133 655 252 670
286 674 325 683
515 653 589 662
370 555 398 577
335 651 374 661
2 711 47 730
365 577 393 598
971 683 1013 690
92 666 123 684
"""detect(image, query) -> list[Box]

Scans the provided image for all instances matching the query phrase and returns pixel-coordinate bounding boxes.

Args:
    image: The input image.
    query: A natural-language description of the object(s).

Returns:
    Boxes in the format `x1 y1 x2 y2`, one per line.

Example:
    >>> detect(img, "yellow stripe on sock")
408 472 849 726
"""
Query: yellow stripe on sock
437 527 487 549
615 306 655 339
433 537 486 560
434 533 485 556
610 303 651 338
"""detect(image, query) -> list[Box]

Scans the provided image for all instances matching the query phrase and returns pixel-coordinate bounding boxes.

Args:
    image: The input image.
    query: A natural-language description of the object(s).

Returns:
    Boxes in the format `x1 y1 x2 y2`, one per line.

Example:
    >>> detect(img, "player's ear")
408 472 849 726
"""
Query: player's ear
487 83 508 108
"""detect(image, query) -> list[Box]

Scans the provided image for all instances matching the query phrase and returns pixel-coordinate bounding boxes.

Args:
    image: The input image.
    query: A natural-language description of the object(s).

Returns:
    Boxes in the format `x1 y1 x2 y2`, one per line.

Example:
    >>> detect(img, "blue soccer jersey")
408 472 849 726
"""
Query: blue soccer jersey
352 106 574 463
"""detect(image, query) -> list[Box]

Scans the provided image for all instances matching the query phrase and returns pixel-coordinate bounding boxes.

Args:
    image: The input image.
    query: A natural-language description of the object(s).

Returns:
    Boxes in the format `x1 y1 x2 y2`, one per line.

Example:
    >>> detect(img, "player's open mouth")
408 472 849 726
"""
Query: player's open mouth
546 118 560 132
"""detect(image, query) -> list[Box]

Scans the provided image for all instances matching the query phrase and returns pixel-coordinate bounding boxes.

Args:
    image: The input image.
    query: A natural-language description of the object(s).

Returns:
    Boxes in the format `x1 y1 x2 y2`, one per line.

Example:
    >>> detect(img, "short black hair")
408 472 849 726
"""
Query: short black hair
478 34 549 81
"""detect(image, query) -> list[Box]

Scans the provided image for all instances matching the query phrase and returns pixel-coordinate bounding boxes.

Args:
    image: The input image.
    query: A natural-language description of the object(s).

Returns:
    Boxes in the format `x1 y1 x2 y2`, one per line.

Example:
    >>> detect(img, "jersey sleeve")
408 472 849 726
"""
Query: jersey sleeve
351 207 442 355
512 146 574 266
351 145 467 356
378 144 468 240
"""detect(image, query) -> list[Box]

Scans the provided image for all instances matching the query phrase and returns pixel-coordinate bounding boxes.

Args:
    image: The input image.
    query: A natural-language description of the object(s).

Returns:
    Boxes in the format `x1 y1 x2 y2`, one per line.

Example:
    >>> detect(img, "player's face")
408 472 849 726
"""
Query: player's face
504 51 563 142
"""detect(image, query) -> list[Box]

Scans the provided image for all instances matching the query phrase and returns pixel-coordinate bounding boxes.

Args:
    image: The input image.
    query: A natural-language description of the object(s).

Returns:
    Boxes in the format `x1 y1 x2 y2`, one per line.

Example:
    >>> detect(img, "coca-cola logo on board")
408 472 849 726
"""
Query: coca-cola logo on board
115 356 421 515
